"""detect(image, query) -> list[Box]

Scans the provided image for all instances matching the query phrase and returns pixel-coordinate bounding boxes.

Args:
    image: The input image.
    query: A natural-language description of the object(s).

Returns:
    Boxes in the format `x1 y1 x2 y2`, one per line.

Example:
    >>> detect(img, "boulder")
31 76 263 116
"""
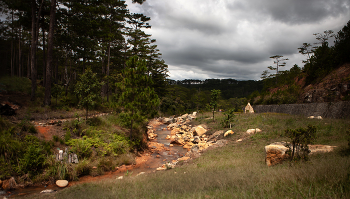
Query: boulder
192 112 197 117
208 130 223 140
246 128 262 135
308 145 336 154
215 140 228 147
162 117 174 124
40 189 55 193
193 125 207 136
2 177 17 190
167 123 179 130
170 128 180 135
183 142 194 149
178 156 190 162
265 143 289 166
192 136 200 144
170 137 185 145
224 130 234 137
56 180 69 188
181 114 189 119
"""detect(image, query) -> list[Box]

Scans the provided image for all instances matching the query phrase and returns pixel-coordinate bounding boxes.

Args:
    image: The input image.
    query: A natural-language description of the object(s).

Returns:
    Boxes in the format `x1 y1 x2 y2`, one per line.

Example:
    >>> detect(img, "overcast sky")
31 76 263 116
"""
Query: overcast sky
126 0 350 81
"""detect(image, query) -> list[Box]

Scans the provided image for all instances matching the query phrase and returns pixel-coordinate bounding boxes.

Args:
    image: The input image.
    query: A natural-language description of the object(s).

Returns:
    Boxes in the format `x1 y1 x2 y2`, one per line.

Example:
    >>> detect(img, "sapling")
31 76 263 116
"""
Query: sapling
285 125 316 161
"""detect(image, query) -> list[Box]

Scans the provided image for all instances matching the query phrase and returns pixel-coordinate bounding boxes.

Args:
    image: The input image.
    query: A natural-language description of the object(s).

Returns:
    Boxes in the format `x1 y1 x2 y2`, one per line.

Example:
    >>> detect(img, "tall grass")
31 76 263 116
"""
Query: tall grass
24 113 350 199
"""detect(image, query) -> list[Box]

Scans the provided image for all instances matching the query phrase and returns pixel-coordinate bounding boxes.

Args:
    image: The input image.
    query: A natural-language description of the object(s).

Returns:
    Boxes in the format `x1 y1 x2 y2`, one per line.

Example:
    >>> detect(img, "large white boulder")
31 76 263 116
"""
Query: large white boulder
56 180 69 188
265 143 289 167
193 125 207 136
224 130 234 137
246 128 262 134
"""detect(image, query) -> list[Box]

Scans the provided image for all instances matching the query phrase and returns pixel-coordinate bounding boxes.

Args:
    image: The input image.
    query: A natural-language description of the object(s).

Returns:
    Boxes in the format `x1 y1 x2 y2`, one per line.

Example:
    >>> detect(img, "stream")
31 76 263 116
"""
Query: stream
1 124 187 198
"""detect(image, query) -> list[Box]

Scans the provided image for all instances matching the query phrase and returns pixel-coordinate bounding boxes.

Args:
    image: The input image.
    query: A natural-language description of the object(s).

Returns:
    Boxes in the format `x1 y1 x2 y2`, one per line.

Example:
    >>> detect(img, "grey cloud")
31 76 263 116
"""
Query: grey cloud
126 0 350 80
242 0 350 24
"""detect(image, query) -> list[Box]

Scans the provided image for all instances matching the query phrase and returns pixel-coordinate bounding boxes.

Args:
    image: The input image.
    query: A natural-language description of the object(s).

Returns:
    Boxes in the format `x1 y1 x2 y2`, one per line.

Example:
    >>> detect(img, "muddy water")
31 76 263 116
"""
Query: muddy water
1 125 187 198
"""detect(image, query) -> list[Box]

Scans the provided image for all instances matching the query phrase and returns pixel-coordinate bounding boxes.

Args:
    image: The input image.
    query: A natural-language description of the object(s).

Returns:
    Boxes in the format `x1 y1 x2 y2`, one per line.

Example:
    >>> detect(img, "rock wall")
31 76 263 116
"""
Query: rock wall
253 101 350 119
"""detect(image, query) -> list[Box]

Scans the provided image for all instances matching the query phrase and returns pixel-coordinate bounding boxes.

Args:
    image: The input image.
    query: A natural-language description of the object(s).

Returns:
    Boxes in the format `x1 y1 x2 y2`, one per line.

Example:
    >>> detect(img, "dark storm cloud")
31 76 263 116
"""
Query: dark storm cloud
126 0 350 80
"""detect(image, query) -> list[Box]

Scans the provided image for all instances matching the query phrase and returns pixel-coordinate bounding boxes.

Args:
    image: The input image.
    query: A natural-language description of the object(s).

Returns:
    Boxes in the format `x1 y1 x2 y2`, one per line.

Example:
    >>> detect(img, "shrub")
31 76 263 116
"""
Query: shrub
98 158 114 172
221 108 235 128
65 131 72 142
66 137 93 159
18 136 49 176
74 159 91 177
285 125 317 161
53 135 60 142
86 117 102 126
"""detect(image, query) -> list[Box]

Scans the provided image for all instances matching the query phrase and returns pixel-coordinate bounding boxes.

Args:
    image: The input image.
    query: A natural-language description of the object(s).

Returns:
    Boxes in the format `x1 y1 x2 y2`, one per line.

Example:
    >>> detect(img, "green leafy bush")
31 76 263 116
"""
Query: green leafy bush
221 108 235 128
285 125 317 161
66 137 93 159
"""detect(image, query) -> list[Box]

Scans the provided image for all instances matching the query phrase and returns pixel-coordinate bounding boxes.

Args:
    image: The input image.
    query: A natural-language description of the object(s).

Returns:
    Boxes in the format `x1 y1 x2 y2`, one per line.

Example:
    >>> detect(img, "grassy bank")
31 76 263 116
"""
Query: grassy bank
25 113 350 199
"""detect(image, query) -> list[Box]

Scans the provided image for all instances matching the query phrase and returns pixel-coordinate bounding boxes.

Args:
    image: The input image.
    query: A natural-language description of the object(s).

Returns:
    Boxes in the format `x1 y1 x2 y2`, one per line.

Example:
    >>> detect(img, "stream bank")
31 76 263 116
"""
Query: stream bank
0 118 190 198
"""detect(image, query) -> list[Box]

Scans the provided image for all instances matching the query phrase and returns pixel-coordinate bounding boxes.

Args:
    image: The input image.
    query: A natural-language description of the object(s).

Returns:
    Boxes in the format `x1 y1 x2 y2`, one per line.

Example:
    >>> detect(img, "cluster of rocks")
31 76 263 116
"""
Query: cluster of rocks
149 112 234 171
264 142 337 166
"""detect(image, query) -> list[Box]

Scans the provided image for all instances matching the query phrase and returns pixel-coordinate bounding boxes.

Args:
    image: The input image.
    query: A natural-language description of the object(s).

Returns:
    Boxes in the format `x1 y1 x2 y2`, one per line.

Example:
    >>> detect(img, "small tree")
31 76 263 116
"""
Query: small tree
221 108 235 128
74 68 102 121
210 89 221 121
269 55 289 84
298 43 313 64
285 125 316 161
116 56 160 140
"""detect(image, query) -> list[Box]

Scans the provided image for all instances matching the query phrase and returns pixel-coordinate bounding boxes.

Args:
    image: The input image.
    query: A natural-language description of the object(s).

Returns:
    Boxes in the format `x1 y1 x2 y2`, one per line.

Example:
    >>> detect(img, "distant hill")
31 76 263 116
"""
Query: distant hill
250 63 350 105
168 79 263 99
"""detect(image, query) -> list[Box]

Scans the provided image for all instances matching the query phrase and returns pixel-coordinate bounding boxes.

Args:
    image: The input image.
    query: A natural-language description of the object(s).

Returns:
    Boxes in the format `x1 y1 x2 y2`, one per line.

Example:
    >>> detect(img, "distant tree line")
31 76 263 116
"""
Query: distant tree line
167 78 263 99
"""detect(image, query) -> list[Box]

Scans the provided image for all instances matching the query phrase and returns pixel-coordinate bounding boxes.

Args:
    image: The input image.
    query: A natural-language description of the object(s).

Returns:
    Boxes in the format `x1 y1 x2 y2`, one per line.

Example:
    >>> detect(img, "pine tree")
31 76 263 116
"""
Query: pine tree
116 56 160 140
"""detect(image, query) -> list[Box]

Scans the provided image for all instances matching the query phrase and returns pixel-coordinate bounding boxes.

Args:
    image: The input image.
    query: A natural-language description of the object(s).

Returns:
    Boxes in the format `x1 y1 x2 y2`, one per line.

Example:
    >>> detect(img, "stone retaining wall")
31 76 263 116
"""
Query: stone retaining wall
253 101 350 119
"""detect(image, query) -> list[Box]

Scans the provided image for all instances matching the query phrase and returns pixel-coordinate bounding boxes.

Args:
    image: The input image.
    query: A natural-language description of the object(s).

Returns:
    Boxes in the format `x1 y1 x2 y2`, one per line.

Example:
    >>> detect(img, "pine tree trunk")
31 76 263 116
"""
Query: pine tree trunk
30 0 37 101
11 10 14 77
18 26 22 77
27 54 30 78
107 42 110 102
44 0 56 106
42 26 46 87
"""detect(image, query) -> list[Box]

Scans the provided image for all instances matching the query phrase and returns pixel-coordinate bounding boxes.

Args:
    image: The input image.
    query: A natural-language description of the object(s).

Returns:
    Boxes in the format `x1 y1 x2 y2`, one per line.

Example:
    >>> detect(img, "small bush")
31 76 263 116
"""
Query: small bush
98 158 114 172
18 136 48 176
221 108 235 128
285 125 317 161
86 117 102 126
75 159 91 177
66 137 93 159
53 135 59 142
65 131 72 142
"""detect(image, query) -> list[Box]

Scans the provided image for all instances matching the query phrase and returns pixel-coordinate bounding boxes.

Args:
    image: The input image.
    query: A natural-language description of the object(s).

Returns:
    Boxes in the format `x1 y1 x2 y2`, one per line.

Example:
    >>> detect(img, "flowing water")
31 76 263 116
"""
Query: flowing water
1 125 187 198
